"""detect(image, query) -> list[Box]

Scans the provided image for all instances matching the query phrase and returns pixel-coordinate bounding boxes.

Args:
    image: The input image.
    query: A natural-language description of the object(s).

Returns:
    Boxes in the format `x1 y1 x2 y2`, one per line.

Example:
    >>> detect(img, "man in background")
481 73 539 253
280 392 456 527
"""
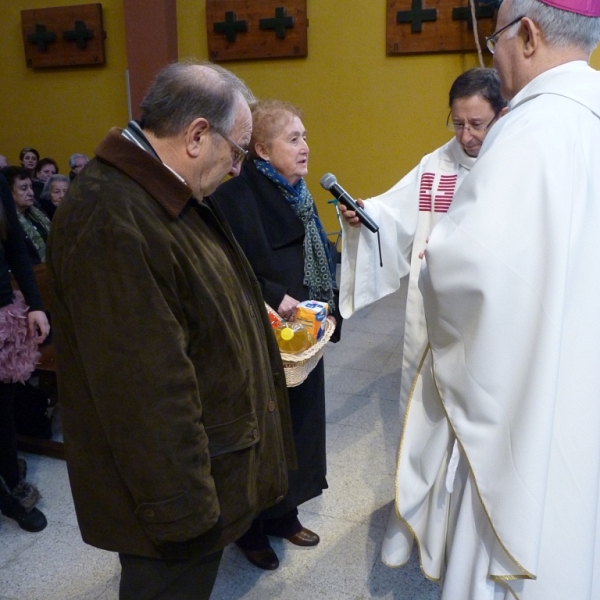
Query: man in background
406 0 600 597
67 153 88 179
47 61 295 600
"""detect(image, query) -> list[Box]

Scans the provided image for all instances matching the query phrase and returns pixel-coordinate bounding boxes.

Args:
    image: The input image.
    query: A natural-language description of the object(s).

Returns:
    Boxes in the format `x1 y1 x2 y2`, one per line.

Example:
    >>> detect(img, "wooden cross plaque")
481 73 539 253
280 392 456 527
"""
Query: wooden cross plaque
206 0 307 62
387 0 496 54
21 4 106 68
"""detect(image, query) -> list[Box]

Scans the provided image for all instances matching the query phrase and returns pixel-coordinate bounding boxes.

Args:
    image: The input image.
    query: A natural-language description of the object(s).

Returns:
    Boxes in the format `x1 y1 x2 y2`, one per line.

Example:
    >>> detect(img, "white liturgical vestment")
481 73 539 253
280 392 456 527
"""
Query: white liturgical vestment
409 61 600 599
338 137 476 575
340 138 475 416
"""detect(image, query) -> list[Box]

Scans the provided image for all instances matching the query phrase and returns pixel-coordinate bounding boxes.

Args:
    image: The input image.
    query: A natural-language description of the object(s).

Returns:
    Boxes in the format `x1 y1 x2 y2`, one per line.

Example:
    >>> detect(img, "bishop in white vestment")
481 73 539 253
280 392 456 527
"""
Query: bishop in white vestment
407 0 600 595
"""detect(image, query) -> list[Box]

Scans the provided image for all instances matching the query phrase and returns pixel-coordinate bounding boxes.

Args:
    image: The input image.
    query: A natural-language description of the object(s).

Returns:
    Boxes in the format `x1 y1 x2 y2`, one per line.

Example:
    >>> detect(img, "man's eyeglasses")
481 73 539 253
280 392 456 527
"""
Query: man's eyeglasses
485 16 525 54
211 125 248 165
446 111 500 134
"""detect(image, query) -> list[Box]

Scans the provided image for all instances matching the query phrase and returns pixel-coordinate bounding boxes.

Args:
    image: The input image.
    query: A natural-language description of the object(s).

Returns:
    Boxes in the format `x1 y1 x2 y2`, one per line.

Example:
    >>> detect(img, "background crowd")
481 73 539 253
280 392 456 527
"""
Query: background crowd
0 150 88 264
0 148 87 535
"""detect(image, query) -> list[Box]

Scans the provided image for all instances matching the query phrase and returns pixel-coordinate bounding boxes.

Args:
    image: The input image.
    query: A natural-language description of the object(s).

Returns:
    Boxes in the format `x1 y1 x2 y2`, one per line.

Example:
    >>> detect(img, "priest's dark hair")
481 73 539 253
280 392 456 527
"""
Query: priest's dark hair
139 61 255 139
449 68 507 114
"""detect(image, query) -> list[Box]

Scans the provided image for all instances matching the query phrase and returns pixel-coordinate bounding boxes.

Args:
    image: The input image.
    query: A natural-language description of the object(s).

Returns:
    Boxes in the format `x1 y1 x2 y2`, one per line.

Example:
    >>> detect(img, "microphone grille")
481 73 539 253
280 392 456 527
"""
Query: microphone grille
320 173 337 190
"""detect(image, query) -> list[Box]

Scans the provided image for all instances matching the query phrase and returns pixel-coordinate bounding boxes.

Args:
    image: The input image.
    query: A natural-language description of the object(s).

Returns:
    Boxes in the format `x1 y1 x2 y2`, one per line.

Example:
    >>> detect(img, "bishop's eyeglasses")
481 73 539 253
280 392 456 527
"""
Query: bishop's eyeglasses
485 16 525 54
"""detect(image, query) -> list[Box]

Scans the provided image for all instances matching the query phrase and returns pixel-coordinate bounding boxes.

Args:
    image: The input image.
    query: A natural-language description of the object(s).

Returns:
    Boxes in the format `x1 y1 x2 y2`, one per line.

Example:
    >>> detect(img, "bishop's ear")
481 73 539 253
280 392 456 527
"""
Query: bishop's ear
520 17 541 57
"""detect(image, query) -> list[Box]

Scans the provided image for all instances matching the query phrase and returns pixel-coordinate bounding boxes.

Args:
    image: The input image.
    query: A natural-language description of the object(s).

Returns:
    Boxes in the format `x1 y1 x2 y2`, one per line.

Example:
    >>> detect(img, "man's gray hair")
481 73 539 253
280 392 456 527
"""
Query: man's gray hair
506 0 600 52
41 174 70 200
69 153 89 168
139 61 255 138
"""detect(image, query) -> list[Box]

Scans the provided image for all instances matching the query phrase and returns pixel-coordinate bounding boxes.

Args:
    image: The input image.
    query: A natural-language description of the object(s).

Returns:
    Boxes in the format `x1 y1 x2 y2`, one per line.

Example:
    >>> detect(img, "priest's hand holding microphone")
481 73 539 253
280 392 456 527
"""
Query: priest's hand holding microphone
338 198 365 227
320 173 383 265
319 173 378 231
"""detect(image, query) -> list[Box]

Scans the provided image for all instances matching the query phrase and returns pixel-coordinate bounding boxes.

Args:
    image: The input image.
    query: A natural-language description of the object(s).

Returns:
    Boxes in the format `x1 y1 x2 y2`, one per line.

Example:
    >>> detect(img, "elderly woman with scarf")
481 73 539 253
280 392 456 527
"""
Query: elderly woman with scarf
209 99 340 571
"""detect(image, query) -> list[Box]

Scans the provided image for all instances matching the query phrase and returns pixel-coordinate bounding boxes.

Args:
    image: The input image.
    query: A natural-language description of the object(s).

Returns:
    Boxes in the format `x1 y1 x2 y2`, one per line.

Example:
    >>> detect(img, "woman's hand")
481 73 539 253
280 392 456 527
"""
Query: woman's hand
27 310 50 344
277 294 299 321
338 198 365 228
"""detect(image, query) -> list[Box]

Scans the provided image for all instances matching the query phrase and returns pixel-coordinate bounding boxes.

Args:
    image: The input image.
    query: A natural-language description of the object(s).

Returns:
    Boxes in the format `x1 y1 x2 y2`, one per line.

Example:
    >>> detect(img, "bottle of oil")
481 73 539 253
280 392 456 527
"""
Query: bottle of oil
275 322 315 354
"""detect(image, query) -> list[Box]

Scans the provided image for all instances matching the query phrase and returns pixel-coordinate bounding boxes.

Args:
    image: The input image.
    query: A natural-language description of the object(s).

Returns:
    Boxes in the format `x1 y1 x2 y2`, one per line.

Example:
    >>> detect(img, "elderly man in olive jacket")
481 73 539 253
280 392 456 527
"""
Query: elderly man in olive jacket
47 62 296 600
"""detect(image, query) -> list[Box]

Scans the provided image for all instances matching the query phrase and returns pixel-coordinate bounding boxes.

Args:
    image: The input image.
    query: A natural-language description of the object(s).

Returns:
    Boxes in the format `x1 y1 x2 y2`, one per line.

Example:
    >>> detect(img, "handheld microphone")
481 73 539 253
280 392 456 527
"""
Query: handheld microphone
320 173 379 233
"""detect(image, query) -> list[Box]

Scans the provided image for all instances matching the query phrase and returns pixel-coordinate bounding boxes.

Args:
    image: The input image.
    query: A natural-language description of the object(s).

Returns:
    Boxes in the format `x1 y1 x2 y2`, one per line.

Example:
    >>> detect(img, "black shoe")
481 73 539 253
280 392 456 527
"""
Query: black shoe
238 545 279 570
1 504 47 532
0 476 47 532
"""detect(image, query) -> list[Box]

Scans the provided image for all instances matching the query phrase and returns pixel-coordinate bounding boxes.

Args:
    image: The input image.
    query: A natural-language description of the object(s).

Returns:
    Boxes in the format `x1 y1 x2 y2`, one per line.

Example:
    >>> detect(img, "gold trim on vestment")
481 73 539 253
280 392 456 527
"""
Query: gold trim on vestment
431 364 536 583
495 578 521 600
393 340 536 591
392 344 442 583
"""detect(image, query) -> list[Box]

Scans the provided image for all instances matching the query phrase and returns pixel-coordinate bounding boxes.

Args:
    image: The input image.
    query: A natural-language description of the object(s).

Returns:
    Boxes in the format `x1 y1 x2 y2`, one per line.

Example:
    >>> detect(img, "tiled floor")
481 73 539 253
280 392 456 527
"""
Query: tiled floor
0 285 442 600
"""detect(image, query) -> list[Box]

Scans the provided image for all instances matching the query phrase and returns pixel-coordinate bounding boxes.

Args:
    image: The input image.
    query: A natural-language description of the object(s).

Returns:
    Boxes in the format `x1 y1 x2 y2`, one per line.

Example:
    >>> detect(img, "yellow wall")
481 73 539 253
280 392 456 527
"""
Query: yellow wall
1 0 129 173
2 1 600 232
178 1 482 231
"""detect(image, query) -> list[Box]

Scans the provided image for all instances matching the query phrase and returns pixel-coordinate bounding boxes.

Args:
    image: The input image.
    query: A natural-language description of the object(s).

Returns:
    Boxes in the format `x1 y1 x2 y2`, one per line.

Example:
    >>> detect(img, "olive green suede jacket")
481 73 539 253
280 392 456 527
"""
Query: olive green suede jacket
47 128 296 559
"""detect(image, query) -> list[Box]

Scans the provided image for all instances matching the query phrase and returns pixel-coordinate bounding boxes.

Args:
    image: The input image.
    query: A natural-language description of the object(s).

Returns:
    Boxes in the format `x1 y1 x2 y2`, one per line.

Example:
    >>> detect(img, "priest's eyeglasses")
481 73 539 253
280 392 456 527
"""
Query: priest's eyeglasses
485 16 525 54
446 112 500 134
211 125 249 165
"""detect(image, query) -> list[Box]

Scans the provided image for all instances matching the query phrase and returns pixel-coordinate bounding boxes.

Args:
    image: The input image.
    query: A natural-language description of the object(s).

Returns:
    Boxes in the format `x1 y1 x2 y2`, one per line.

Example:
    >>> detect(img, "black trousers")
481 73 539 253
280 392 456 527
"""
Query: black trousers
118 549 223 600
0 382 19 489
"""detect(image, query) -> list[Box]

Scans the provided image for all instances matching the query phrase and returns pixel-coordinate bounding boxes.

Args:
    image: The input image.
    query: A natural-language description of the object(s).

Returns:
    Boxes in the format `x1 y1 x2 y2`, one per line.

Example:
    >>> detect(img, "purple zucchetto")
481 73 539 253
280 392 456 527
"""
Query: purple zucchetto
538 0 600 16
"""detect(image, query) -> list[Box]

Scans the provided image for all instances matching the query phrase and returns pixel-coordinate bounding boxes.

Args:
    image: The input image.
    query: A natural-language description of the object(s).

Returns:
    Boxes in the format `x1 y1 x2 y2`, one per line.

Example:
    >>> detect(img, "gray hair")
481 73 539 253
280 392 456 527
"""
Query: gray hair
139 61 255 138
41 174 70 200
69 153 89 168
506 0 600 53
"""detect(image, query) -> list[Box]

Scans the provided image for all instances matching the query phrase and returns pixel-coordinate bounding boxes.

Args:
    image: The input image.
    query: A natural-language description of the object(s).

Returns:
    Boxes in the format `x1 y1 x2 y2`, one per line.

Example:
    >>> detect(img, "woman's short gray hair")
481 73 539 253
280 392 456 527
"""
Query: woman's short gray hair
140 61 255 138
507 0 600 52
41 174 70 200
69 153 89 168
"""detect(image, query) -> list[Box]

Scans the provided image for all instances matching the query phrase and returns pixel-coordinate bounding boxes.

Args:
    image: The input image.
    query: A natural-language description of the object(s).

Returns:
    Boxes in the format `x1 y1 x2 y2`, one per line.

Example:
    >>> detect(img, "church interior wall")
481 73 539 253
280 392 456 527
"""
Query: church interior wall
2 0 599 233
1 0 129 177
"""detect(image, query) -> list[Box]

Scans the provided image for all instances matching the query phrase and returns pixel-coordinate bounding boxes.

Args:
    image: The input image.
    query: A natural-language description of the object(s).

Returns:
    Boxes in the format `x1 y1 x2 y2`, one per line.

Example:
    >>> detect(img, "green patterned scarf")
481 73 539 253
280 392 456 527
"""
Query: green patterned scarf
255 159 337 311
17 207 50 262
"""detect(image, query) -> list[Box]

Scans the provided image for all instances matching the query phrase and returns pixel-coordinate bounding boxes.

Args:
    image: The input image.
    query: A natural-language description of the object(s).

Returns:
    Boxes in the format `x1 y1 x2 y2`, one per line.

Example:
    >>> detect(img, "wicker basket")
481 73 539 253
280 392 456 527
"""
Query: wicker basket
266 304 335 387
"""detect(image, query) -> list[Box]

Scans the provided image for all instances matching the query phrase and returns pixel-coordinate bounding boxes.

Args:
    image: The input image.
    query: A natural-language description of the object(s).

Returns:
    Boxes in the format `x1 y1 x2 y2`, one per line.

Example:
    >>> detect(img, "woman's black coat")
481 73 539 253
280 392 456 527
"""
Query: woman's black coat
209 160 329 515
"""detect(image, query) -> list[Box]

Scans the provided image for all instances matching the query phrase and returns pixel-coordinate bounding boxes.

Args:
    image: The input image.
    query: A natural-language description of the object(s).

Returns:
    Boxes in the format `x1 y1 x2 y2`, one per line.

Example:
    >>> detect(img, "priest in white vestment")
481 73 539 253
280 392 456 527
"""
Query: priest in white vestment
402 0 600 597
337 69 507 573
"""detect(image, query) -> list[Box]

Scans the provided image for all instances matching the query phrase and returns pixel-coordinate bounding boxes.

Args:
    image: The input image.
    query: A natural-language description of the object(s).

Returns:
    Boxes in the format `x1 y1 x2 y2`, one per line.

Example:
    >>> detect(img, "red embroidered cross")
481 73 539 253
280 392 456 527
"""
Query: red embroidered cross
419 172 434 211
434 174 457 213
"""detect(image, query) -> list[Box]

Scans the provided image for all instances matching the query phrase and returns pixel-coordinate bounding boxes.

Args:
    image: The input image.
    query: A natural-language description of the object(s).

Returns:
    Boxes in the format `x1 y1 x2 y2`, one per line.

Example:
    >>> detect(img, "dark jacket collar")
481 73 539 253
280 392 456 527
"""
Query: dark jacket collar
95 128 193 219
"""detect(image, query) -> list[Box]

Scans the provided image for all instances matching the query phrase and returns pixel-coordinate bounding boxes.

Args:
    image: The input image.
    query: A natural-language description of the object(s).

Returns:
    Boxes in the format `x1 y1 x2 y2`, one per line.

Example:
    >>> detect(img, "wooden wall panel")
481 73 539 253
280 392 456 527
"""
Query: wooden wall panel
207 0 307 62
387 0 495 54
21 3 106 68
